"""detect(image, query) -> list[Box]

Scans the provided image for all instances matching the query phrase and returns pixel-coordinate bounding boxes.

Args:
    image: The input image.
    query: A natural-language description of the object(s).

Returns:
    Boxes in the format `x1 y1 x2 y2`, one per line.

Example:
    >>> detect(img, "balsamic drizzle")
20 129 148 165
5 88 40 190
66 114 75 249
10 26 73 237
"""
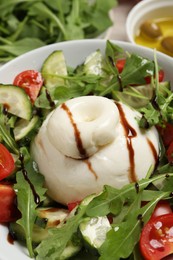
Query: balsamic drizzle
116 102 137 183
45 89 56 109
61 103 88 159
19 153 40 204
61 102 99 179
147 138 158 164
84 159 98 180
117 74 123 92
2 104 9 116
135 182 139 194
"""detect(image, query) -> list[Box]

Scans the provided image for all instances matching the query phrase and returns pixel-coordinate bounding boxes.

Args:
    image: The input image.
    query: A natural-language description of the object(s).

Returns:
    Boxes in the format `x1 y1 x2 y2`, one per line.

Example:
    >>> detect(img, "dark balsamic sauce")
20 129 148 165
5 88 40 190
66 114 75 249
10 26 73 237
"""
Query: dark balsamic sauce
84 160 98 180
45 89 56 109
19 153 40 204
116 102 137 182
2 104 9 115
61 103 98 179
137 213 144 228
135 182 139 194
7 232 15 245
117 75 123 92
151 95 161 112
147 138 158 164
61 103 88 159
108 56 115 67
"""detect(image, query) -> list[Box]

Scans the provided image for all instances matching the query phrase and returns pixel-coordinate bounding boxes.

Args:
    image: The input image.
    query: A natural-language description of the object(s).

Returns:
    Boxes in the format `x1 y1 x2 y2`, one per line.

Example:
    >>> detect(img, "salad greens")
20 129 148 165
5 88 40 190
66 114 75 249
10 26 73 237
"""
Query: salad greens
0 0 117 61
0 40 173 260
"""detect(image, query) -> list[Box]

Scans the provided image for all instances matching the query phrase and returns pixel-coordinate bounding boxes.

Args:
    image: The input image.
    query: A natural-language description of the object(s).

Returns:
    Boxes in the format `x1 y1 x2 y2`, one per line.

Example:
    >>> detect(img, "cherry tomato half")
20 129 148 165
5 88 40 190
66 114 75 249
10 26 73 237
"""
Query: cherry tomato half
140 213 173 260
0 144 15 181
157 123 173 148
13 70 43 103
0 183 20 222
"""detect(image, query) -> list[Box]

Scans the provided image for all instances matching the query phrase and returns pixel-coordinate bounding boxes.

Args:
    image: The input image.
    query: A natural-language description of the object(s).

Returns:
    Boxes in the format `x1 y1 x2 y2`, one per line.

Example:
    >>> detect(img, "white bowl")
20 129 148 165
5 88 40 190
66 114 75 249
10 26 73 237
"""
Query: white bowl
126 0 173 44
0 39 172 260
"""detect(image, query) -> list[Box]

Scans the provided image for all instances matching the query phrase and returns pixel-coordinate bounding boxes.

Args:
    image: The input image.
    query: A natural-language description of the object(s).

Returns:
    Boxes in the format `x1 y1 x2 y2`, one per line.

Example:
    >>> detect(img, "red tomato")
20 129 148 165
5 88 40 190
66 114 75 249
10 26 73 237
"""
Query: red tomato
0 183 19 222
115 59 126 73
151 200 172 219
157 123 173 148
67 201 81 212
0 144 15 181
145 69 164 84
13 70 43 103
140 213 173 260
166 141 173 163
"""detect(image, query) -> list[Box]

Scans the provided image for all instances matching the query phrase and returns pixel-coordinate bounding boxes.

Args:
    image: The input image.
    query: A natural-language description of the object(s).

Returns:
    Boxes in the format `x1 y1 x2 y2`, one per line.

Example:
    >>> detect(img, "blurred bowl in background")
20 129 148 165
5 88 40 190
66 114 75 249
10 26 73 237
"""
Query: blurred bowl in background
126 0 173 57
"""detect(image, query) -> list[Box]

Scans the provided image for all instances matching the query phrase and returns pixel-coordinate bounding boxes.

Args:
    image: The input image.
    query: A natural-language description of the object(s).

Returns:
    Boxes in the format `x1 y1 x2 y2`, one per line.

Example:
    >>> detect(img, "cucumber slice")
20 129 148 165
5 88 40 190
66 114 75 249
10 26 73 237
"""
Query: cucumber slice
9 222 49 246
114 84 154 109
114 81 170 109
78 194 96 210
41 50 67 90
158 81 171 96
79 216 111 250
14 115 39 141
0 84 32 120
60 240 82 260
83 50 105 76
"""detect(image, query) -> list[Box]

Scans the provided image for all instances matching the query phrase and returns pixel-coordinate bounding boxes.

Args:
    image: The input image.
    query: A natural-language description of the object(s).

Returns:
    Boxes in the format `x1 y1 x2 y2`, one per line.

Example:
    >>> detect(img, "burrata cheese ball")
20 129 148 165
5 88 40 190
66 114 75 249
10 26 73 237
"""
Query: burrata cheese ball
31 96 159 205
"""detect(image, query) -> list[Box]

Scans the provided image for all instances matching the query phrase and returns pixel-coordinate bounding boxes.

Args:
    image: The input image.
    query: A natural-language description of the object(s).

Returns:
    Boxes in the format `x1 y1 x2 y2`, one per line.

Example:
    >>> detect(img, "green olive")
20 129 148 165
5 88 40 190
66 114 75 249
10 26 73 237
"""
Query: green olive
161 36 173 54
140 21 162 39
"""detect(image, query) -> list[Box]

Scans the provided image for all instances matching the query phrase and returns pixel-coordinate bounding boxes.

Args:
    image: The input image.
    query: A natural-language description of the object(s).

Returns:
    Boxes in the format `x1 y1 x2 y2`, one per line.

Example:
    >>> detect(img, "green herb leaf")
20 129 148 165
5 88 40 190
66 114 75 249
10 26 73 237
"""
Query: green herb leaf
14 159 46 258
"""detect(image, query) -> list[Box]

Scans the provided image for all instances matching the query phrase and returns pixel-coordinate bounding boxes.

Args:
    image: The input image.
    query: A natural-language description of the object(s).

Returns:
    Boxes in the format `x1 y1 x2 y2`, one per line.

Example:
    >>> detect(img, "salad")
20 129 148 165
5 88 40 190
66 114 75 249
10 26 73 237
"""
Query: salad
0 40 173 260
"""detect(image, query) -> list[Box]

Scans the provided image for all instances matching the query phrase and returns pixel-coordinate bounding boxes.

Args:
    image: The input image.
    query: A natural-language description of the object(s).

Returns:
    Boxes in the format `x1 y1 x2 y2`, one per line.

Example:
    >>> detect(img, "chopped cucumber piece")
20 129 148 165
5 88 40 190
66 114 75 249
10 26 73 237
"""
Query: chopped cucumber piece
114 81 170 109
41 50 67 90
158 81 171 96
83 50 105 76
60 240 82 260
114 83 154 108
0 84 32 120
14 115 39 141
79 216 111 250
9 222 49 246
78 194 96 210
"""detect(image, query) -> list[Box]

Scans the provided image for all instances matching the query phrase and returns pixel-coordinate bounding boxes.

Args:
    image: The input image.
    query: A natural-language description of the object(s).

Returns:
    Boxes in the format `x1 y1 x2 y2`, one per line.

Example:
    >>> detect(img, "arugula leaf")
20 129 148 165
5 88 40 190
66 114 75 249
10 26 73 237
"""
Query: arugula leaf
0 109 18 154
14 159 46 258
